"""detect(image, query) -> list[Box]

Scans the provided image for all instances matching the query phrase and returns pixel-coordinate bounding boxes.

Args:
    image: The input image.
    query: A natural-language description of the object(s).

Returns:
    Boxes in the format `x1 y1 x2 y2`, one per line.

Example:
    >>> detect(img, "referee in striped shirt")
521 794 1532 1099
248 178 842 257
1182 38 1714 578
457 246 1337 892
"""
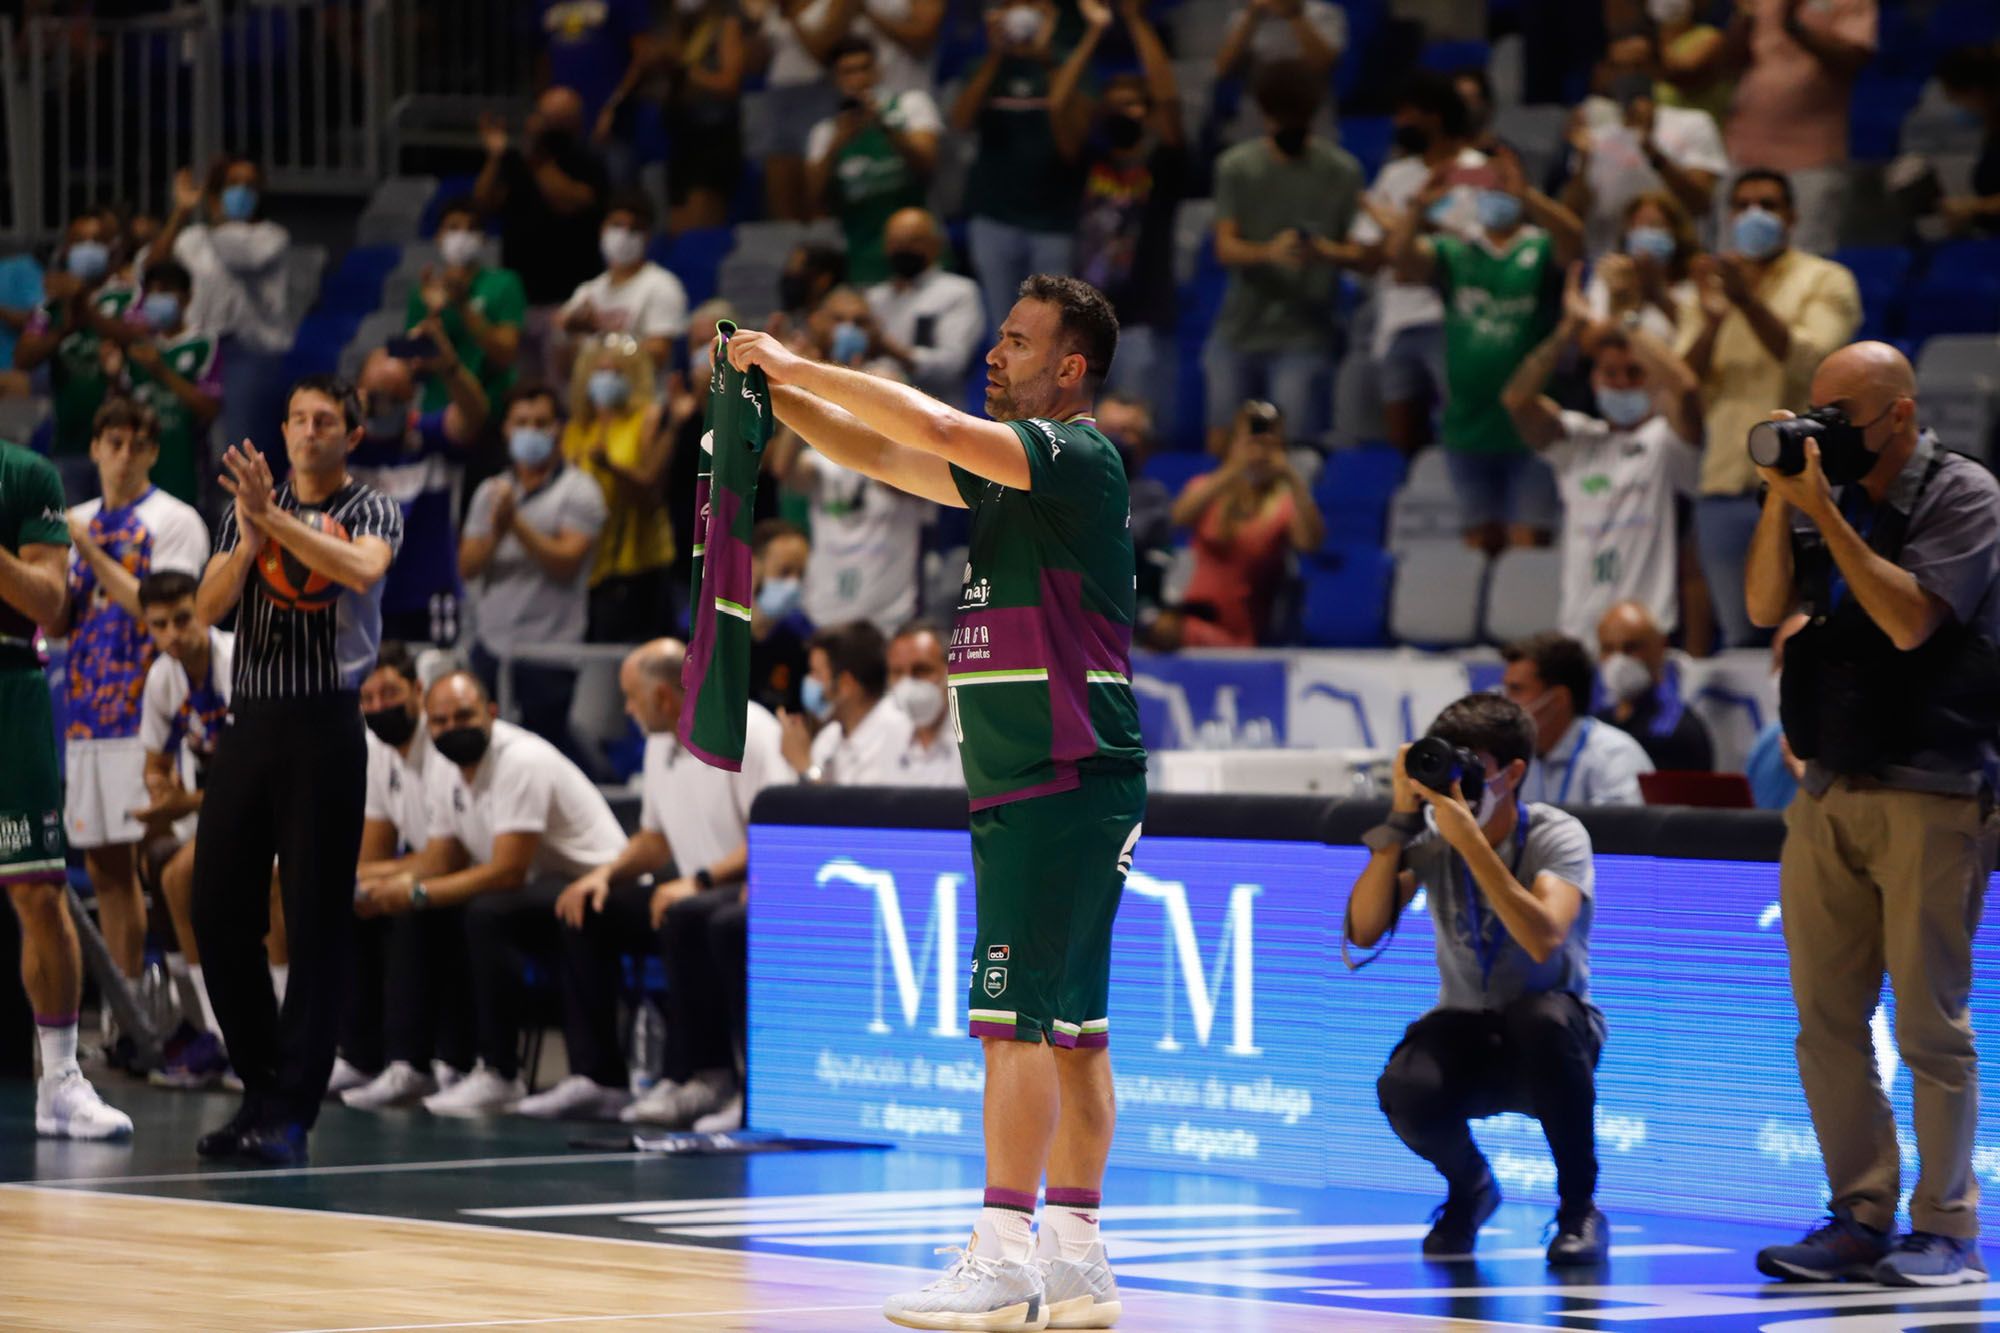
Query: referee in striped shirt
190 374 403 1164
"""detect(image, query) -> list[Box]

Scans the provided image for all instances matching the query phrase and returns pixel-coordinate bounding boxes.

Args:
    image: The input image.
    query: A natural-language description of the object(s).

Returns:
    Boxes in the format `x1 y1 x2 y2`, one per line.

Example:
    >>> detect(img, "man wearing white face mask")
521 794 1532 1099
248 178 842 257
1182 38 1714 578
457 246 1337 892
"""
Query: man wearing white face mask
404 198 526 417
459 384 607 769
1592 599 1714 772
1345 692 1608 1266
558 190 689 376
1504 261 1703 651
780 620 914 785
887 619 962 786
1501 631 1653 806
1678 169 1860 649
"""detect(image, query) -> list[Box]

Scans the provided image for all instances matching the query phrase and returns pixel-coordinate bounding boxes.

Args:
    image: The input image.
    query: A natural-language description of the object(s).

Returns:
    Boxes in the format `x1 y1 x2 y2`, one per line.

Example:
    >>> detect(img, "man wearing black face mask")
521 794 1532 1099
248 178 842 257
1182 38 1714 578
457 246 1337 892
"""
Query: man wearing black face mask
1746 341 2000 1289
353 670 627 1118
1072 1 1186 424
864 208 985 403
772 242 848 350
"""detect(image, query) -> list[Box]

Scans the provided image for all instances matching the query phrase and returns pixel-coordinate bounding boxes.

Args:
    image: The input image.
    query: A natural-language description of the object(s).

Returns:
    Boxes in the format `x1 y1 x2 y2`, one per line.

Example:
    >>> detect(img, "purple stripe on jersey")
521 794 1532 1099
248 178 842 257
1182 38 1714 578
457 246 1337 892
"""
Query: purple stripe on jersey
704 487 755 610
678 733 743 773
967 762 1079 812
1073 1029 1110 1049
1039 569 1095 765
949 606 1048 675
969 1018 1020 1040
1048 1025 1081 1049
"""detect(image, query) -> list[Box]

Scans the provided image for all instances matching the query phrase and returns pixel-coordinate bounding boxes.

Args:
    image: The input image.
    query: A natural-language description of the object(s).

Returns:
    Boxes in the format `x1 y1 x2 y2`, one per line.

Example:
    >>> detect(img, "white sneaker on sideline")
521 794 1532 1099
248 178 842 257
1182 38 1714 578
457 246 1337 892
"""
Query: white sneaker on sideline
884 1220 1047 1331
514 1074 633 1121
433 1060 466 1092
421 1066 525 1118
1035 1228 1121 1329
325 1056 372 1098
36 1071 134 1141
341 1060 437 1111
691 1093 743 1133
619 1077 686 1125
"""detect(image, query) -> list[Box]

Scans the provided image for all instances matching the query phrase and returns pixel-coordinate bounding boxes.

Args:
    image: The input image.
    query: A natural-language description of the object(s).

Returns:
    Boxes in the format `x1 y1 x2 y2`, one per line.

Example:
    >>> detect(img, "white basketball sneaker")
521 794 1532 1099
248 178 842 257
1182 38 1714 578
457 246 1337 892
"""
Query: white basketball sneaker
884 1220 1048 1331
1035 1226 1121 1329
36 1070 134 1140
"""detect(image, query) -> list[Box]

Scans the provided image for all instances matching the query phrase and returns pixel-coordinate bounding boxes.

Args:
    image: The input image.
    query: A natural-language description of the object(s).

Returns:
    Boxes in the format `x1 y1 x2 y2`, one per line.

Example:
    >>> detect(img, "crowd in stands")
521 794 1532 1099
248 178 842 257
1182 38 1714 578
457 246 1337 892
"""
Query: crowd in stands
4 0 2000 1116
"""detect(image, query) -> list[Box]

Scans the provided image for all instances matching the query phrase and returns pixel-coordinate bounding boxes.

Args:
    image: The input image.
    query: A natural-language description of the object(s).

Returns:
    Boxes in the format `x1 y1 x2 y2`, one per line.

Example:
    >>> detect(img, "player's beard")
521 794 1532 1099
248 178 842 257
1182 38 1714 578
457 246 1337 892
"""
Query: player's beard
984 368 1057 422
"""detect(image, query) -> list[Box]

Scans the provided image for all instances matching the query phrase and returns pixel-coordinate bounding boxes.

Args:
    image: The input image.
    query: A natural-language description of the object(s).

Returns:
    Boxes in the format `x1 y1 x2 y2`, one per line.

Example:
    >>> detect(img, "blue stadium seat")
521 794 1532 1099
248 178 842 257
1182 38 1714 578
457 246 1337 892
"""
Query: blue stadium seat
1339 116 1393 182
284 311 362 381
1927 0 2000 49
318 245 400 316
1904 240 2000 342
1298 544 1394 647
1849 71 1926 160
1314 443 1406 547
1144 449 1213 500
660 226 734 310
1833 245 1911 342
1418 39 1489 75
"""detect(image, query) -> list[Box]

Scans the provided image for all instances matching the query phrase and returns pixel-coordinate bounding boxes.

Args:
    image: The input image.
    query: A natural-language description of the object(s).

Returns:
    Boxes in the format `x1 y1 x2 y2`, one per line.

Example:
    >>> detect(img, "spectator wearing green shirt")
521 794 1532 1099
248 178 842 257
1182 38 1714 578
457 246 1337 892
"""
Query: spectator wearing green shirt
15 213 137 503
952 0 1097 329
405 197 526 416
1204 59 1365 451
805 37 942 288
100 261 223 510
1390 151 1585 553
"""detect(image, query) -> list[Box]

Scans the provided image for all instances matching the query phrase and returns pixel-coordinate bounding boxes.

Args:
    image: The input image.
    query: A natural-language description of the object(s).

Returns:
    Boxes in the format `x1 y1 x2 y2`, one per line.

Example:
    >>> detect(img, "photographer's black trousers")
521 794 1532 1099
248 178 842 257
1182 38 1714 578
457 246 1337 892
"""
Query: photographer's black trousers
1377 991 1603 1209
192 697 367 1129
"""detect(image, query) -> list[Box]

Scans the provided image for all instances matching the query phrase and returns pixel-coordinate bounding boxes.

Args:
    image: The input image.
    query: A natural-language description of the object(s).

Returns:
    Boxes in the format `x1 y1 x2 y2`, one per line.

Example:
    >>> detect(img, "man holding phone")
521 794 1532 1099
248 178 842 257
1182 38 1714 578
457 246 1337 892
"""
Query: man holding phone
1344 692 1608 1267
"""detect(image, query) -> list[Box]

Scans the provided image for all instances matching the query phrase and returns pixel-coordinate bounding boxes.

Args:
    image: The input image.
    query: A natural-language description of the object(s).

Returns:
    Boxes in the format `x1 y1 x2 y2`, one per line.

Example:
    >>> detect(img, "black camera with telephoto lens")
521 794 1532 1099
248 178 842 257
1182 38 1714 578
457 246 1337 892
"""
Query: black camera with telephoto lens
1747 408 1845 477
1404 736 1485 805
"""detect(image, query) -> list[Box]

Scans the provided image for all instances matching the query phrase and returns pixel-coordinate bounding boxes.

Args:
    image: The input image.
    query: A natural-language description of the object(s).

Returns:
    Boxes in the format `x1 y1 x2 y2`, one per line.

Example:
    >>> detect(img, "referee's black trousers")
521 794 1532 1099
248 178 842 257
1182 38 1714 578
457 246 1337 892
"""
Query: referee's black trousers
193 697 367 1129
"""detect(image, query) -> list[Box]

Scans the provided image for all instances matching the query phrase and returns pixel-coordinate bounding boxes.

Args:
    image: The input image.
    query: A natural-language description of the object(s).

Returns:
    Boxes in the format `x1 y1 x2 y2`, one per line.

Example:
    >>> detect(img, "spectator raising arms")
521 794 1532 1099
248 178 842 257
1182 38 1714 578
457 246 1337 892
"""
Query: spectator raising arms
1205 59 1364 450
954 0 1093 329
475 89 612 309
539 0 655 153
406 198 526 416
1073 0 1187 422
155 160 294 464
1587 191 1698 344
807 37 942 287
563 334 673 644
102 260 223 509
1215 0 1345 84
1153 401 1325 649
625 0 751 234
1650 0 1735 128
1391 150 1583 553
559 190 690 377
1677 168 1860 648
1504 263 1703 653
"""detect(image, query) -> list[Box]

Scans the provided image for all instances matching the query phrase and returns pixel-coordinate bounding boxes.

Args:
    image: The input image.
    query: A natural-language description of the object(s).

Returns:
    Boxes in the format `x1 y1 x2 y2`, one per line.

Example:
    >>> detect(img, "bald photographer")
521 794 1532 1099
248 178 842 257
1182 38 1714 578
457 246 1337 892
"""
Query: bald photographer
1745 340 2000 1288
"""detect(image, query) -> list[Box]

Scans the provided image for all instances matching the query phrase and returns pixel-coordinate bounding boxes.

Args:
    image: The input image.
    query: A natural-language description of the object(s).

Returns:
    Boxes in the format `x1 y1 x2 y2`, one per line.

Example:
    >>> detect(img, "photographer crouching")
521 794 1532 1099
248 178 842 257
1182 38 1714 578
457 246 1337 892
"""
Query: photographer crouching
1745 340 2000 1287
1344 694 1607 1267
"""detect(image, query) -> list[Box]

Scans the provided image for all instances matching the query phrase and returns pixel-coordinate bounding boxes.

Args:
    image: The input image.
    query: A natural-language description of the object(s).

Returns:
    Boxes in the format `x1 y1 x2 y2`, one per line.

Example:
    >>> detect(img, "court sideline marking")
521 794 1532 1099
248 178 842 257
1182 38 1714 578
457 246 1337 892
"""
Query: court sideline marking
11 1150 646 1190
280 1306 887 1333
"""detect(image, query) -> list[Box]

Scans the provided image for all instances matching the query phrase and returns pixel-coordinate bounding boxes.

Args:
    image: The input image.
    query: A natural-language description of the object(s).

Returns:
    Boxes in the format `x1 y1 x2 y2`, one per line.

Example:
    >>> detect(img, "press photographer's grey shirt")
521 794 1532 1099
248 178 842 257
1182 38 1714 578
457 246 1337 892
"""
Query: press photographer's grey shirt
1791 431 2000 796
1403 802 1603 1038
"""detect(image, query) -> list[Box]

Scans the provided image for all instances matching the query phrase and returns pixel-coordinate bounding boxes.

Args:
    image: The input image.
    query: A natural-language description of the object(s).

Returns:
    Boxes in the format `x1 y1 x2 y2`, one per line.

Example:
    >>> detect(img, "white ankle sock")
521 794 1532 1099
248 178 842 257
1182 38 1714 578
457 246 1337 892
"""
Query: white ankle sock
269 963 289 1006
188 964 221 1035
1043 1189 1103 1261
977 1202 1036 1263
36 1021 79 1080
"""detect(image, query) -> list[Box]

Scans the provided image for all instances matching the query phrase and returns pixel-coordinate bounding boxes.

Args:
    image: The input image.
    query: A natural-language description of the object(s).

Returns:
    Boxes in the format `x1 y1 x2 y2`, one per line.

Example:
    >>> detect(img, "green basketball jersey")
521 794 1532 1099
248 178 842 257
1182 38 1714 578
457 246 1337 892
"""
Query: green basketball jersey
126 329 222 507
947 415 1146 810
41 287 137 458
678 322 773 771
0 440 69 659
1435 228 1561 455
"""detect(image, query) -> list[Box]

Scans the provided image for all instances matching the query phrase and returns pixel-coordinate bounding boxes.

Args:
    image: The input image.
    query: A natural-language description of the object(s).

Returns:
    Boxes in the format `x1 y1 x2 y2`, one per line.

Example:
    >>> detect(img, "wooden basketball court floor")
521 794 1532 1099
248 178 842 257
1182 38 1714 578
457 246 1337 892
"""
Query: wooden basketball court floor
6 1081 2000 1333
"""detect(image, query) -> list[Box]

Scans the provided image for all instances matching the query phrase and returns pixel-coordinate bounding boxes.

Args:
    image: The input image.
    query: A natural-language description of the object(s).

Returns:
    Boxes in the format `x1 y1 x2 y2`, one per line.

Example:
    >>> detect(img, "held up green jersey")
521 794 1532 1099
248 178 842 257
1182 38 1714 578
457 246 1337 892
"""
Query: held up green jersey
0 440 69 665
947 415 1147 809
678 322 773 771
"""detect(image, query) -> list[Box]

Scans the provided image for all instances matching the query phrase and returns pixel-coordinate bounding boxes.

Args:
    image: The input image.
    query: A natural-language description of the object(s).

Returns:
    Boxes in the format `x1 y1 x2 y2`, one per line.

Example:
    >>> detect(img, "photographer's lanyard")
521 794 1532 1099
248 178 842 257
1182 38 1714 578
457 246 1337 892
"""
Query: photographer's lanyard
1460 804 1531 992
1828 487 1879 613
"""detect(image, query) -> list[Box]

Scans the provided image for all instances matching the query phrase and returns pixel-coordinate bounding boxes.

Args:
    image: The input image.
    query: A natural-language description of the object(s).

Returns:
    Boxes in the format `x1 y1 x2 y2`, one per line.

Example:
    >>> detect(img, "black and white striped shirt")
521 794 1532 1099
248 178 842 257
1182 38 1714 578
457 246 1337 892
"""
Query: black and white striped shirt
216 479 403 701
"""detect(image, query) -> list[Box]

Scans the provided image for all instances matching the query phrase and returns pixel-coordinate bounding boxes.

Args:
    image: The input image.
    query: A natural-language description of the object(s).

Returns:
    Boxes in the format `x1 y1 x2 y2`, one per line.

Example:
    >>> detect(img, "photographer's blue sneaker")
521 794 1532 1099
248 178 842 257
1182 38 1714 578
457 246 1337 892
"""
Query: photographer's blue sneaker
1755 1212 1891 1281
1875 1232 1988 1287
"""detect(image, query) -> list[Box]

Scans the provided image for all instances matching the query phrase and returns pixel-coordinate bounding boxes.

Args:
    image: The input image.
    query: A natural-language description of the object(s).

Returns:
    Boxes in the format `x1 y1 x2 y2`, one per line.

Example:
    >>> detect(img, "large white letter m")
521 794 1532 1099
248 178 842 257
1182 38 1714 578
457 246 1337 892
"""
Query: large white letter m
817 859 965 1038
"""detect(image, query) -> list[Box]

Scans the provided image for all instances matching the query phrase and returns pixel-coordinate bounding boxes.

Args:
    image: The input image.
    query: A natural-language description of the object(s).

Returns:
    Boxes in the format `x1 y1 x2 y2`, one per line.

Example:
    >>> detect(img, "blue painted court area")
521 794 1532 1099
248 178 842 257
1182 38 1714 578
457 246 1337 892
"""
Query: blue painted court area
8 1081 2000 1332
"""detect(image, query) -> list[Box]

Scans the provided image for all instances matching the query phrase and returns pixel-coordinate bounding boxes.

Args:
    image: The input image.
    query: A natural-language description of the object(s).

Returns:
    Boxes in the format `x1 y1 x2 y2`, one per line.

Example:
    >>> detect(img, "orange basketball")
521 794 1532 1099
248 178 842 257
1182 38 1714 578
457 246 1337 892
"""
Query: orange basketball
257 509 349 611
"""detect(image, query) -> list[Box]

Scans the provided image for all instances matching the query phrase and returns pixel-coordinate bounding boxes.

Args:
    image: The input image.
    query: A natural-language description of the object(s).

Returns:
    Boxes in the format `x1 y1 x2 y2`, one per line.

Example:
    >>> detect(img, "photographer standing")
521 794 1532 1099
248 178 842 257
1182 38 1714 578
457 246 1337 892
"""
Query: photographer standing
1344 694 1608 1268
1746 340 2000 1287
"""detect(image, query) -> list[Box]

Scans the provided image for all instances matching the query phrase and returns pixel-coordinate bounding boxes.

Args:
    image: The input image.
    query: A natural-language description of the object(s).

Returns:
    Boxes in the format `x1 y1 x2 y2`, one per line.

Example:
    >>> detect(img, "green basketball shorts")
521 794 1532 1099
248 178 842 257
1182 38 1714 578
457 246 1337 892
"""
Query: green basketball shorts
0 667 67 885
966 771 1146 1048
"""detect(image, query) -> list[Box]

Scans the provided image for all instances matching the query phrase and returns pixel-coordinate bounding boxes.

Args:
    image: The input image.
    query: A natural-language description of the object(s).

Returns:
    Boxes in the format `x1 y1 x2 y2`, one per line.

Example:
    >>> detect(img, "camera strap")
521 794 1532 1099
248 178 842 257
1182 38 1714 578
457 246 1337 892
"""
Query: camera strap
1460 803 1531 992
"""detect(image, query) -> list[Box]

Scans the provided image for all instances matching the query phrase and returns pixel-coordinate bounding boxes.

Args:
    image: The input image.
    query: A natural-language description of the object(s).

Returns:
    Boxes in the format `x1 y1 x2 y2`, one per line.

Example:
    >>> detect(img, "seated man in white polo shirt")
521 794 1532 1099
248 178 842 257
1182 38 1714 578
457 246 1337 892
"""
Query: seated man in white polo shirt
886 619 962 788
781 620 914 786
534 639 795 1128
1500 631 1652 806
352 669 627 1117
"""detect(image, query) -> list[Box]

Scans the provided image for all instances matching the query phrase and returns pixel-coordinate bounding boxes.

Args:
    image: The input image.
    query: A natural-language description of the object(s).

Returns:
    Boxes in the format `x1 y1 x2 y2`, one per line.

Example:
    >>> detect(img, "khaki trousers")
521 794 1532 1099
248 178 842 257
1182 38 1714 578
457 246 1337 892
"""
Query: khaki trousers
1780 778 1998 1237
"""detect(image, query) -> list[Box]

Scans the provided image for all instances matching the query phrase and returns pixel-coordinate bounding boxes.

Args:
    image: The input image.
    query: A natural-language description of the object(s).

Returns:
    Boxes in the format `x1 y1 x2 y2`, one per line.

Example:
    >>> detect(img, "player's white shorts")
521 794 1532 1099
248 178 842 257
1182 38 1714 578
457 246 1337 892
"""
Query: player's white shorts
64 736 148 850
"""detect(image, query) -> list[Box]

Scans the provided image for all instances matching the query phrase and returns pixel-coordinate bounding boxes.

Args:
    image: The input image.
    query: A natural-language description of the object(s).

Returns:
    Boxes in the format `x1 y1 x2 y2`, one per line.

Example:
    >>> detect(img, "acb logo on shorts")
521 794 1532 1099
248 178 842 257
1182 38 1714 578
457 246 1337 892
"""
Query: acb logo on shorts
983 966 1008 998
986 944 1010 961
